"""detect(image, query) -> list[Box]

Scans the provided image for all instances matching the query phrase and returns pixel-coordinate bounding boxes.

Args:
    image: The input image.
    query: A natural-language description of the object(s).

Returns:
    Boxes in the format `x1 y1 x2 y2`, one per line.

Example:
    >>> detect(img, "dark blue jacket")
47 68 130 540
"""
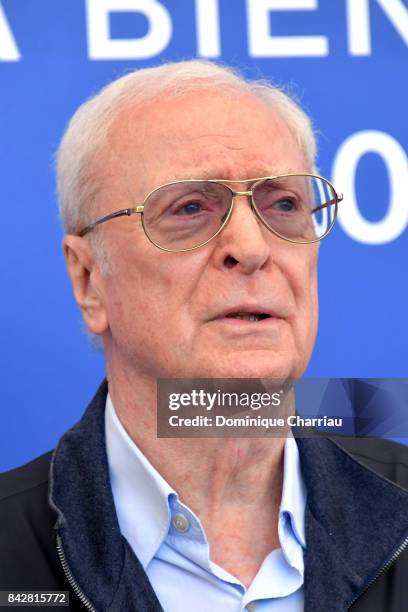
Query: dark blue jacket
1 380 408 611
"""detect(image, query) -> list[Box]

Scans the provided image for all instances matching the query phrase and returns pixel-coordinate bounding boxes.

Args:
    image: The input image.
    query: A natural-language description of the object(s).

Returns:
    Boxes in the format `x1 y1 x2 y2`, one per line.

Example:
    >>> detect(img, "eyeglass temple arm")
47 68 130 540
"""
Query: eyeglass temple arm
78 206 144 237
311 193 343 214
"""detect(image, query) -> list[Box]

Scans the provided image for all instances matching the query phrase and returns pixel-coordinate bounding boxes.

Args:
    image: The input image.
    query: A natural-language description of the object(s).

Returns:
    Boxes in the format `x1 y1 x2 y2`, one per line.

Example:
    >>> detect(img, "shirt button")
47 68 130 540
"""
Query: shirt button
172 513 190 533
246 603 256 612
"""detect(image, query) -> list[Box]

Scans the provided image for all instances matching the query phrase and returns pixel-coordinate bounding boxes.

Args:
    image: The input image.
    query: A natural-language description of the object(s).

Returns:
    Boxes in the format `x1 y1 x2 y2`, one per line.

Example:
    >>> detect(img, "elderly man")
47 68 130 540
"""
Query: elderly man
1 60 408 612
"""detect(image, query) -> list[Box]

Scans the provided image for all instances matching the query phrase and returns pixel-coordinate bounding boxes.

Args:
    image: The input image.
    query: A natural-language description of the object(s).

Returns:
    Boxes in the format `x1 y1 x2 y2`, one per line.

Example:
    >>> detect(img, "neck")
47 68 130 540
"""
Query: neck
107 362 289 586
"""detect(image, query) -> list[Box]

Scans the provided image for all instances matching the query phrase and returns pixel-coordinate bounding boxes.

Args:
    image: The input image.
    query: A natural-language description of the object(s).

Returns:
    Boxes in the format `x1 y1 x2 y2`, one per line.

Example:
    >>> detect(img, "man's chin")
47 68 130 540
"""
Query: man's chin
186 350 299 380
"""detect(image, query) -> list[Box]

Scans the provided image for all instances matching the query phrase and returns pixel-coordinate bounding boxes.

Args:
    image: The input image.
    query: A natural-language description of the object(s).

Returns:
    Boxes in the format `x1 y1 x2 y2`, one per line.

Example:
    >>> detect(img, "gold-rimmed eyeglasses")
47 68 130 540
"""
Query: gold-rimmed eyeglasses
78 174 343 252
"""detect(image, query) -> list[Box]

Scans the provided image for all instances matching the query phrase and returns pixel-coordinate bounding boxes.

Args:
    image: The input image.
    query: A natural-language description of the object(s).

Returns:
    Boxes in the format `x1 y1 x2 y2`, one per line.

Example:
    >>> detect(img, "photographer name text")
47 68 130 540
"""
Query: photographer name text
168 415 343 429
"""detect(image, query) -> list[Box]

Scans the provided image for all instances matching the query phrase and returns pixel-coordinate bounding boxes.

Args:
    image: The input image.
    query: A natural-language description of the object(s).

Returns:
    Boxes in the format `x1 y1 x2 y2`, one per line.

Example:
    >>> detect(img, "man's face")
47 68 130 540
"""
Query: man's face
92 88 319 380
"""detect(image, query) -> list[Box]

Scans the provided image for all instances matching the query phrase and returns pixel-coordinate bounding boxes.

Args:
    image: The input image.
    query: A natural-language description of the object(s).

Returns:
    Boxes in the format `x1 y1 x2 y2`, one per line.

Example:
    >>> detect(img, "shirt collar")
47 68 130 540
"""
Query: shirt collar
106 393 306 569
280 433 307 548
105 393 175 567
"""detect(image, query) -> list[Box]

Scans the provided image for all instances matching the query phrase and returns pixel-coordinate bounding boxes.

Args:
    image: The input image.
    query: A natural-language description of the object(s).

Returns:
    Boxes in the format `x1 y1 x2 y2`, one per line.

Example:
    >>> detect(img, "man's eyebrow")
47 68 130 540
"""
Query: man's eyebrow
164 167 301 182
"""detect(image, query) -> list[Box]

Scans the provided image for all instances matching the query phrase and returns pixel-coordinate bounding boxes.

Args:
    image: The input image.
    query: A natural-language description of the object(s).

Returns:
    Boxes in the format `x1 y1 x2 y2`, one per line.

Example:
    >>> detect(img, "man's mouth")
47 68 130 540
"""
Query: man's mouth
212 303 284 323
225 312 271 322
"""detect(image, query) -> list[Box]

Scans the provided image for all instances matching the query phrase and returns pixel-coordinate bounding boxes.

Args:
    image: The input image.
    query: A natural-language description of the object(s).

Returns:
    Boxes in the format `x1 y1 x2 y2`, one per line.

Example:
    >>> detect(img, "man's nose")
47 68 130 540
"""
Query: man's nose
213 194 272 274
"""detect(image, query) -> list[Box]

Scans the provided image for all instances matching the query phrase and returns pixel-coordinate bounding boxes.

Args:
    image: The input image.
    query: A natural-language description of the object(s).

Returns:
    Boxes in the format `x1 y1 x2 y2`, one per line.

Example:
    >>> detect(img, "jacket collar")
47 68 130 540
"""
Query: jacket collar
49 381 408 611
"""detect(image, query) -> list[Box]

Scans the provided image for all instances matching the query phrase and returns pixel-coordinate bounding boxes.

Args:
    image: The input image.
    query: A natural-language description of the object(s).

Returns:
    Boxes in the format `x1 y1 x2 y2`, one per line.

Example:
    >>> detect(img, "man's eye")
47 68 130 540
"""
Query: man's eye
273 199 296 212
177 201 203 215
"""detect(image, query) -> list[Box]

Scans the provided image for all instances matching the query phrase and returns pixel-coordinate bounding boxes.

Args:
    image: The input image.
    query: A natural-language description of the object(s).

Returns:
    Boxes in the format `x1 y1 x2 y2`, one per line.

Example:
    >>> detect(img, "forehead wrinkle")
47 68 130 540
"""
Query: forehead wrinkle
173 129 248 145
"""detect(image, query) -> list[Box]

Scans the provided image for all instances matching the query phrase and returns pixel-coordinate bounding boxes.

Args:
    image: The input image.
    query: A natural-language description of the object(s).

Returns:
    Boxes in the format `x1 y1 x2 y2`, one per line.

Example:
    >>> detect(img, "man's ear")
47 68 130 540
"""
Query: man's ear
63 235 109 335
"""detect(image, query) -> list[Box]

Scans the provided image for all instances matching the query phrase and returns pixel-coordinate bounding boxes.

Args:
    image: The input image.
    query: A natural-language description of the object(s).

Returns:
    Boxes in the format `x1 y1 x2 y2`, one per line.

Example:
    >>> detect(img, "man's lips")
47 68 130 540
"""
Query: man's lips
209 304 286 323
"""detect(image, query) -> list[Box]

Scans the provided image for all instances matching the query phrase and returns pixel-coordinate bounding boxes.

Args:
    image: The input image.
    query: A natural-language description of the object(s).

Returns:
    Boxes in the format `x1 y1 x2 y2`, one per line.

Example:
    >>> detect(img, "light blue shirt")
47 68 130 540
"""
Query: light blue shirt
105 395 306 612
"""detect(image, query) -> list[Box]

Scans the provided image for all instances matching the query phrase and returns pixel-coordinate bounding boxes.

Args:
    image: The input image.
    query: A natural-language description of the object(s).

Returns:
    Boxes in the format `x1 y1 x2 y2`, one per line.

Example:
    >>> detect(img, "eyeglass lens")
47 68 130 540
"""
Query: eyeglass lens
141 176 337 250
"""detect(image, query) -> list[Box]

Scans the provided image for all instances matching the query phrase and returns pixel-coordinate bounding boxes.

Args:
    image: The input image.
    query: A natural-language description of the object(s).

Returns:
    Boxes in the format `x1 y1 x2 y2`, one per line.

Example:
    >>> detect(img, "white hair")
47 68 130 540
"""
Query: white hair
57 59 317 243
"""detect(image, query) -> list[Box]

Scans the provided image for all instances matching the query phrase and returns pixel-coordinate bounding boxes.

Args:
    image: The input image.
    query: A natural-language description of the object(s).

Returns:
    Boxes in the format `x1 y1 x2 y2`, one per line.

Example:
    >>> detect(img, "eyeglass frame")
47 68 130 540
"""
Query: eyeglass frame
77 173 343 252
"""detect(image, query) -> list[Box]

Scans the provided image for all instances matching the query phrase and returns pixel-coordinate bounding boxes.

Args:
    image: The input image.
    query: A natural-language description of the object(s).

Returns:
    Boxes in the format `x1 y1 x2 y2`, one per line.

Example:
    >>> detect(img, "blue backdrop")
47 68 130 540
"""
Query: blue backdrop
1 0 407 471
